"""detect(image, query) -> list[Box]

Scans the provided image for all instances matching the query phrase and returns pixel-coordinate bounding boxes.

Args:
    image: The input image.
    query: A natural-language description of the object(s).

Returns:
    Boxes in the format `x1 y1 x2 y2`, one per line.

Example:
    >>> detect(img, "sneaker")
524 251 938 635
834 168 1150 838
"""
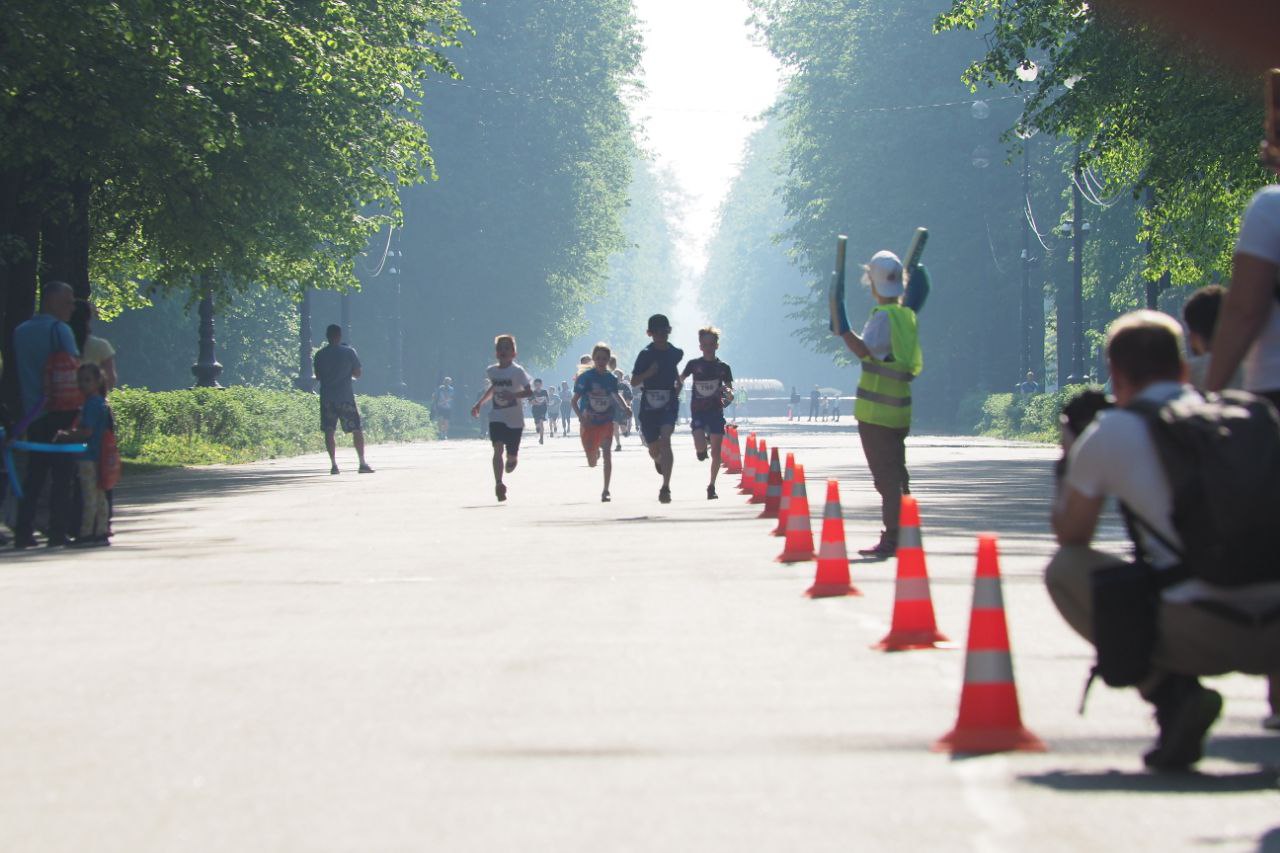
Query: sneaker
707 484 718 500
1262 712 1280 732
856 539 897 559
615 443 622 451
601 490 611 503
1143 682 1222 771
496 483 507 502
68 537 98 549
13 535 38 550
330 464 340 475
539 435 544 445
358 463 375 474
696 450 708 462
505 457 518 474
658 487 671 504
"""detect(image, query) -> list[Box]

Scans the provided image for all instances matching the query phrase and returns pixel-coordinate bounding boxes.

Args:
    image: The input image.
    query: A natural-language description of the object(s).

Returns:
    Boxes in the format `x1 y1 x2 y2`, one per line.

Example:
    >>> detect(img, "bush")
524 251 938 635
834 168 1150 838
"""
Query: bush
969 384 1096 443
110 387 436 465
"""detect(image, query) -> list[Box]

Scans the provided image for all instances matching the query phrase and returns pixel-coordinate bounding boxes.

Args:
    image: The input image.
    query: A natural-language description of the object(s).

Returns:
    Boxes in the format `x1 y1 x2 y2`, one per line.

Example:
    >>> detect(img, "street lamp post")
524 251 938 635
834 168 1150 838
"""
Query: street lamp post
1070 148 1086 382
191 273 224 388
388 249 407 397
295 287 314 392
340 292 351 344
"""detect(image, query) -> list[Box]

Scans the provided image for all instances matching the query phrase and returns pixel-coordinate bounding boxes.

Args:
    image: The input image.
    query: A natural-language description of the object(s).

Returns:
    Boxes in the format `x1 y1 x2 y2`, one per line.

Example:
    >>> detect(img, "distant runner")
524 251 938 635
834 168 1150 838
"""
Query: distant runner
679 326 734 500
470 334 533 502
573 344 632 502
632 313 684 504
530 378 551 445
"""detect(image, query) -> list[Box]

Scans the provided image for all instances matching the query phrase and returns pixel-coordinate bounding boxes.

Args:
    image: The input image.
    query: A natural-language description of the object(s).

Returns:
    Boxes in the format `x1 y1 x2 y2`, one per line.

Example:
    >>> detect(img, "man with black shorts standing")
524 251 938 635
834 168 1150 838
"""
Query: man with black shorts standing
313 324 373 475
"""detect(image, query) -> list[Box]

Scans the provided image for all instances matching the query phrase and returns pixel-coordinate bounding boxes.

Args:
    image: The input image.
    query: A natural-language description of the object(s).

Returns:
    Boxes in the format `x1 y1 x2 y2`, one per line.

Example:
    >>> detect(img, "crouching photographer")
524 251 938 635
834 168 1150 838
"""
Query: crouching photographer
1047 310 1280 771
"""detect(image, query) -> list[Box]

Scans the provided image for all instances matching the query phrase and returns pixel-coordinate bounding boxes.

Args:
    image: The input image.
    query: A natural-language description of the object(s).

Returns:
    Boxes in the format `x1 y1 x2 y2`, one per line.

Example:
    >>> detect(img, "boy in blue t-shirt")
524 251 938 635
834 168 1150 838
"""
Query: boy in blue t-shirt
631 314 684 504
573 343 632 502
56 363 112 546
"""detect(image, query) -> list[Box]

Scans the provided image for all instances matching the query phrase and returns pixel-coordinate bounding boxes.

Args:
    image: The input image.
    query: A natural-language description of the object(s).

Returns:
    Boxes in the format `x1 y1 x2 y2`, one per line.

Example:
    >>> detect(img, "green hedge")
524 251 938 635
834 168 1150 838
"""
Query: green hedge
110 387 436 465
969 384 1096 443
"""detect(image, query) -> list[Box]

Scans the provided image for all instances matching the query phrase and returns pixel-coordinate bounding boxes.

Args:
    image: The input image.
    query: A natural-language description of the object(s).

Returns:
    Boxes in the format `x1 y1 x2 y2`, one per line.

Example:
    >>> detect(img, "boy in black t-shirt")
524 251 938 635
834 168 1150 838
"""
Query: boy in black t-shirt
631 314 684 504
679 326 734 499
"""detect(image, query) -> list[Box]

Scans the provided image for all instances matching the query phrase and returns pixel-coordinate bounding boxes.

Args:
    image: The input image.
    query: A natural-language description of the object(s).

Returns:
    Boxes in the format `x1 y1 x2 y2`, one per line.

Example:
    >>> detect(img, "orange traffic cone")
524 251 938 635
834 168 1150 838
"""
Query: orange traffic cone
723 426 743 475
777 464 815 562
806 480 861 598
934 535 1046 754
873 496 951 651
758 447 783 518
771 453 796 537
750 439 769 503
739 433 757 493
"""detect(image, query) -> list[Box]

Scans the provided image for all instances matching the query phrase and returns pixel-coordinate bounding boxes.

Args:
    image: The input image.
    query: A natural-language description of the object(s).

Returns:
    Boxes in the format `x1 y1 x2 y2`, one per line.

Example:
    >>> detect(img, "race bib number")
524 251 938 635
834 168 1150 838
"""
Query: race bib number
493 390 516 408
694 379 720 398
644 389 671 409
588 394 612 413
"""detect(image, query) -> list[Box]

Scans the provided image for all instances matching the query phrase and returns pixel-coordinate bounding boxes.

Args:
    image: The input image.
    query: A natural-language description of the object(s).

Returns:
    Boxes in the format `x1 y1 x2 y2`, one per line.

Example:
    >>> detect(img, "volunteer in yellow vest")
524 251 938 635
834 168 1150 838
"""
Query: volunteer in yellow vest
839 250 923 558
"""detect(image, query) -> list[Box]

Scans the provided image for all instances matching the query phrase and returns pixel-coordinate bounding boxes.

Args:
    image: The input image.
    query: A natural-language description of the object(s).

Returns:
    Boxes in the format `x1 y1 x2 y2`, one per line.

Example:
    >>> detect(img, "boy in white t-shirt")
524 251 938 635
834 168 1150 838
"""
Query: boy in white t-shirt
470 334 533 502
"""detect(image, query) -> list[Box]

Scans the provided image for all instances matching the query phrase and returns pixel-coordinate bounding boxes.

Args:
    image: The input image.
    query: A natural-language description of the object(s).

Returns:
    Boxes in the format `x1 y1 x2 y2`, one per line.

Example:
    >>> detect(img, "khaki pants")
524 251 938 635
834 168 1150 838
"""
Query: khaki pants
1046 546 1280 705
77 461 108 539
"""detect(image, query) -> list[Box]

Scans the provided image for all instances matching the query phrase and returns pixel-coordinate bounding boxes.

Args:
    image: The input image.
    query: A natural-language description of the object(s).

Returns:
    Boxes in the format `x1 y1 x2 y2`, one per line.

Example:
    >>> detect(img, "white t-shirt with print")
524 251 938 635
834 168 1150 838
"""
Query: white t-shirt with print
485 362 533 429
1234 184 1280 392
1065 381 1280 614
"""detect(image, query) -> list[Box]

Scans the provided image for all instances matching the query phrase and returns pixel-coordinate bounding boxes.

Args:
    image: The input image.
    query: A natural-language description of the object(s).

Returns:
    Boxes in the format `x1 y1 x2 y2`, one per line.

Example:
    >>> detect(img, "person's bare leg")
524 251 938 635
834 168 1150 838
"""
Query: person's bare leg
325 431 338 471
353 430 367 467
709 432 723 486
492 443 504 488
601 442 613 498
692 428 707 459
659 424 674 490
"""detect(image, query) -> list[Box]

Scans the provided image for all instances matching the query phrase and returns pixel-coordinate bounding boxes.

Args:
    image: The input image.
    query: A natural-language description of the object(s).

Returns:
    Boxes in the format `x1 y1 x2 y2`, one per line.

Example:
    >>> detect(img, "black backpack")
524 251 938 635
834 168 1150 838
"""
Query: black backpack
1125 390 1280 587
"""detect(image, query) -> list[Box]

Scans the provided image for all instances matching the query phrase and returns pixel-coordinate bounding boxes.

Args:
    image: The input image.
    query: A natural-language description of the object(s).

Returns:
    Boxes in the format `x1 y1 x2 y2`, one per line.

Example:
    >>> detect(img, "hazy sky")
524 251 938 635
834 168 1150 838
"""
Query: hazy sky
628 0 783 328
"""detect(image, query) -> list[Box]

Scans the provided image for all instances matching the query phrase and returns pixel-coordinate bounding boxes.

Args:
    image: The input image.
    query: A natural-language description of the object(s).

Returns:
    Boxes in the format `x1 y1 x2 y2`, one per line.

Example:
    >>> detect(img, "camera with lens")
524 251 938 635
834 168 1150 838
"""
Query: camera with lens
1056 388 1114 480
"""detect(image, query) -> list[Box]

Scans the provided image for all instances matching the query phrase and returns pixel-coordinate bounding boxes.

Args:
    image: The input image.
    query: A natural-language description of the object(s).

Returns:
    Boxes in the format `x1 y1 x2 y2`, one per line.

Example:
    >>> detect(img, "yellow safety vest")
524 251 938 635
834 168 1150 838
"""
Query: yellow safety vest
854 304 922 429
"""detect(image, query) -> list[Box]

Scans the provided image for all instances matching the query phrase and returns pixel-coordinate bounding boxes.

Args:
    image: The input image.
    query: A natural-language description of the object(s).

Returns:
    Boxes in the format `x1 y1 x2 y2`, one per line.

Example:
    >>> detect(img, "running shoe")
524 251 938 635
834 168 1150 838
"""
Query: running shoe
601 490 611 503
696 450 708 462
496 483 507 502
707 485 718 500
358 463 375 474
330 464 340 475
658 487 671 504
1144 684 1222 771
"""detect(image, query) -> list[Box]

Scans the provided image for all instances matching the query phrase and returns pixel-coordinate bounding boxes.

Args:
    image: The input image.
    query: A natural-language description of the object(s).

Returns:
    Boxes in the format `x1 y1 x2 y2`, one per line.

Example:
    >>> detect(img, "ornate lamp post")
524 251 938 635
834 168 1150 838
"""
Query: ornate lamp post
191 274 223 388
387 249 408 397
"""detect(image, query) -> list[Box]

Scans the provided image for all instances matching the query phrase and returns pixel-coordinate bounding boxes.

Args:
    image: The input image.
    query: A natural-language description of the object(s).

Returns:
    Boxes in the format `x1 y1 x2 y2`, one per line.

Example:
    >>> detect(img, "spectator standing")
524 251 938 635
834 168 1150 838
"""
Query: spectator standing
313 324 373 475
1016 371 1039 394
808 385 820 421
55 364 112 546
77 304 117 393
12 281 80 549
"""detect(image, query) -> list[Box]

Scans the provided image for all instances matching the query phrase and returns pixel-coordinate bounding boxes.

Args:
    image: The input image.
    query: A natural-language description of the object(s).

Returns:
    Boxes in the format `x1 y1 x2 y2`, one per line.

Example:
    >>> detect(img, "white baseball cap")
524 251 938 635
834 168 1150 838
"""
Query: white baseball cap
861 250 904 298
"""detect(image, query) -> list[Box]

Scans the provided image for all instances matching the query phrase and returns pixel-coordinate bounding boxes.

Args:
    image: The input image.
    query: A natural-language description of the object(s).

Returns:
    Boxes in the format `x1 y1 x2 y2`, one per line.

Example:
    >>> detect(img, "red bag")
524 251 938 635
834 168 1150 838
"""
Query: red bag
43 324 82 412
98 423 121 491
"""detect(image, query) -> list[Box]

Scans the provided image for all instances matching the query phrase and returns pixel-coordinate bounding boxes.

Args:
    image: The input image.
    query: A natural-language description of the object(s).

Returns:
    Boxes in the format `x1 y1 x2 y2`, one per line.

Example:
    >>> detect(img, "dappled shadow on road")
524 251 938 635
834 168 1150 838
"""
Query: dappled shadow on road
906 457 1056 539
117 464 319 508
1021 767 1278 794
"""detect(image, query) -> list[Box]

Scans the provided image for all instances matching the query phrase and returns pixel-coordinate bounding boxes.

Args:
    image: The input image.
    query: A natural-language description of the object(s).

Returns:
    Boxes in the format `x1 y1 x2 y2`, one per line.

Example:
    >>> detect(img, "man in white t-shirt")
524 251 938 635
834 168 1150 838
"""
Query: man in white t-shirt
1207 143 1280 408
1048 310 1280 771
470 334 533 502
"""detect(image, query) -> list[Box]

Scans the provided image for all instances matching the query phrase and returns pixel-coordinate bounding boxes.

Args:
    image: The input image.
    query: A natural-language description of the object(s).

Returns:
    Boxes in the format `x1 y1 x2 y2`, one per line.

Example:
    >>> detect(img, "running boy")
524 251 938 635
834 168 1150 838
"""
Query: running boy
573 344 632 502
559 380 573 436
631 314 684 504
470 334 534 501
530 378 551 444
547 385 561 437
678 326 734 499
612 369 633 451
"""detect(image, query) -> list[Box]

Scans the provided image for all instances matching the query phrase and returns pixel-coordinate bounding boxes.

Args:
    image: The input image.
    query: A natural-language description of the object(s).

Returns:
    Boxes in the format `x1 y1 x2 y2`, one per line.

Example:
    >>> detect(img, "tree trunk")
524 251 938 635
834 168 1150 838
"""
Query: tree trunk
40 179 92 349
0 167 42 415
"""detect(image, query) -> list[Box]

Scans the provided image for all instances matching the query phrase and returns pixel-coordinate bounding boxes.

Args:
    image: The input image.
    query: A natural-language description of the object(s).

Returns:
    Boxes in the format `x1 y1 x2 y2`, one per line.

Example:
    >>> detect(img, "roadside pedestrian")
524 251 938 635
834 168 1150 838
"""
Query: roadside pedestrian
837 250 923 558
54 364 113 547
431 377 455 440
678 326 734 500
78 303 118 394
809 385 820 421
13 281 80 549
790 386 801 420
1016 371 1039 394
313 323 374 475
530 378 551 445
631 314 684 504
1047 310 1280 768
573 344 631 502
470 334 533 501
547 386 561 437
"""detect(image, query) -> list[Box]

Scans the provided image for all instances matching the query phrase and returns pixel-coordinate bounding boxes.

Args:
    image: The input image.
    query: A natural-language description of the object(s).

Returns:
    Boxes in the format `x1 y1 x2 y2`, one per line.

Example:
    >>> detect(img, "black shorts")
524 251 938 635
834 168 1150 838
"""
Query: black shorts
488 422 523 455
433 407 451 422
690 410 726 435
321 400 362 433
639 408 677 444
532 405 548 422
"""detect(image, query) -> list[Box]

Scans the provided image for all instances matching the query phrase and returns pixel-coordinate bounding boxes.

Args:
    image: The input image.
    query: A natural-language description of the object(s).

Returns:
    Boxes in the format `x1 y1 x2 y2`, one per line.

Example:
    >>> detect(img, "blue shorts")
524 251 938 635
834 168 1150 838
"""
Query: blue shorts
690 410 726 436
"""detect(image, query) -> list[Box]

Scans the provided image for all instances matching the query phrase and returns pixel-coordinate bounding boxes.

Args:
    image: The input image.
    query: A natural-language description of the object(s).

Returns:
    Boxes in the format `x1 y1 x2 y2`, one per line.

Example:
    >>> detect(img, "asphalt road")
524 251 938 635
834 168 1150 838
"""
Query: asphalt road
1 418 1276 852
